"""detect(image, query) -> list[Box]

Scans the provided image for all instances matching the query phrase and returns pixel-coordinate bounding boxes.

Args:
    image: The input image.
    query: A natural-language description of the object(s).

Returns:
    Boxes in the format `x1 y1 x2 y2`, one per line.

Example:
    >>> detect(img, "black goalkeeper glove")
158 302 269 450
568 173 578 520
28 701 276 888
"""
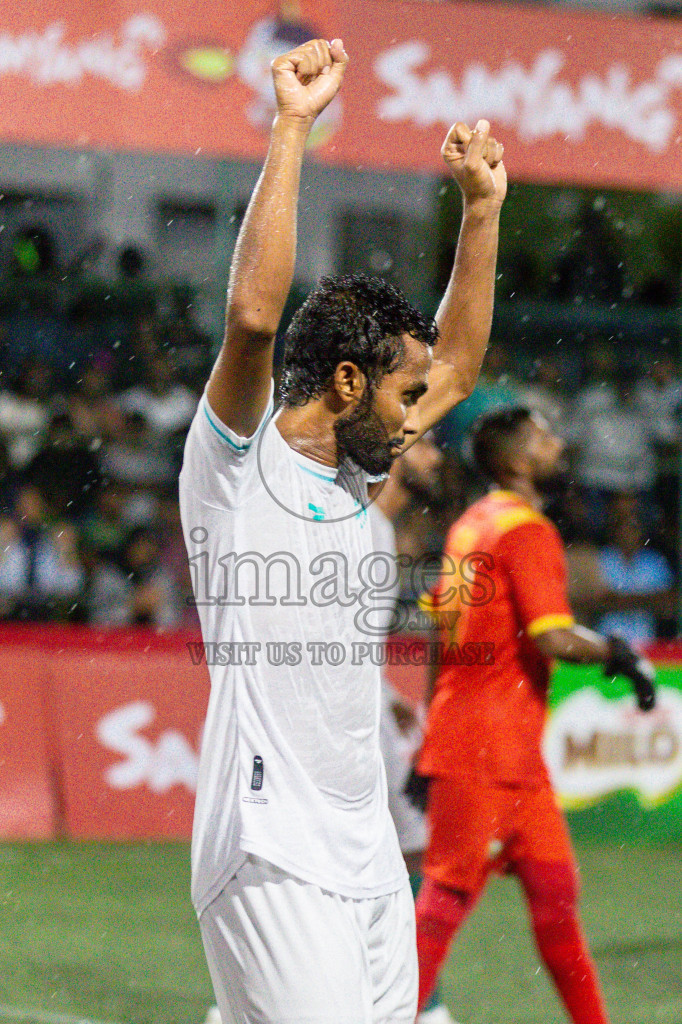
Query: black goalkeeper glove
403 765 430 814
604 635 656 712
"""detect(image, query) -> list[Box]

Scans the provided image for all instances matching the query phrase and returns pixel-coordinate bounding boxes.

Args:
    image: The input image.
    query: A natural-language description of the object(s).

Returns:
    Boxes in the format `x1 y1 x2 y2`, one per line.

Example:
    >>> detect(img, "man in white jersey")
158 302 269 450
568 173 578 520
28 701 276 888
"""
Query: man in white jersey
179 36 506 1024
200 437 450 1024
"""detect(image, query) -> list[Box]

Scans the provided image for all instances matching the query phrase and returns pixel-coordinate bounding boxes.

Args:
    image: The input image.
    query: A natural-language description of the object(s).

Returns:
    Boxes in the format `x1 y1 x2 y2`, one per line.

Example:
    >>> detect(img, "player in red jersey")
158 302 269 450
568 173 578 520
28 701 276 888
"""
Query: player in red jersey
410 406 656 1024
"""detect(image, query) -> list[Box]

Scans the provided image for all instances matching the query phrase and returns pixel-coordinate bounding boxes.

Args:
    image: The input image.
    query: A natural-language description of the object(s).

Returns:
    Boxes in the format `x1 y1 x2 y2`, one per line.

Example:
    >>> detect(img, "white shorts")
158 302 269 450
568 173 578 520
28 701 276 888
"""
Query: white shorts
199 854 417 1024
380 691 428 856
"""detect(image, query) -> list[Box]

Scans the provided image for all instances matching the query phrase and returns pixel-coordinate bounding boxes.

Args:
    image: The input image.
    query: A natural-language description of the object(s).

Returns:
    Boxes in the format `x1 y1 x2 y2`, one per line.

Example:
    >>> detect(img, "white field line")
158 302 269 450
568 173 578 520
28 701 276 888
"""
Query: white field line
0 1005 121 1024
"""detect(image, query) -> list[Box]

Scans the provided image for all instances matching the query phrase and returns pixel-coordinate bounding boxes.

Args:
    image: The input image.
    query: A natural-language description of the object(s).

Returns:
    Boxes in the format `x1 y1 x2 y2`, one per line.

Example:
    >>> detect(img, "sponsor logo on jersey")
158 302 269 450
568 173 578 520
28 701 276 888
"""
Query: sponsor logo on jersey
251 755 264 791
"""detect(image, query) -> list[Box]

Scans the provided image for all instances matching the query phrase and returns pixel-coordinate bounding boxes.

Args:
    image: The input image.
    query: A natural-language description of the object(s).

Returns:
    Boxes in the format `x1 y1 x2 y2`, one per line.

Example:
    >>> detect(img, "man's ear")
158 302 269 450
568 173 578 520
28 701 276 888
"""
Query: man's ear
332 361 366 407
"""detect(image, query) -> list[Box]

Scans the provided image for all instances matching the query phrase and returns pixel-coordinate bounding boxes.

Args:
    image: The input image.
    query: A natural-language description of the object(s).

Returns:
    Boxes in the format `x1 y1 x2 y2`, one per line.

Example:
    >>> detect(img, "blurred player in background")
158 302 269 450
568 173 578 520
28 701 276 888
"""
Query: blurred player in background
180 35 506 1024
370 433 456 1024
410 406 656 1024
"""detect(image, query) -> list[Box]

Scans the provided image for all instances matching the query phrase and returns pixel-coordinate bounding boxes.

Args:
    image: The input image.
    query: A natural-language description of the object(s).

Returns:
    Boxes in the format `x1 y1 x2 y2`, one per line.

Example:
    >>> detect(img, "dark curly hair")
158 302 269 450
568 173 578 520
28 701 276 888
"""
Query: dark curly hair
471 406 532 482
279 274 438 406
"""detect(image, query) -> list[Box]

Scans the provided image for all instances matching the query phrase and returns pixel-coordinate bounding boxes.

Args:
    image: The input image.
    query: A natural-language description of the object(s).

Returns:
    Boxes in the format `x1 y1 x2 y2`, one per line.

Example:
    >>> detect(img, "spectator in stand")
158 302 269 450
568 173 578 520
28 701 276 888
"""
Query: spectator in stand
0 436 20 517
393 505 446 631
571 342 620 416
570 342 620 419
634 350 681 549
25 407 102 521
79 483 128 565
118 351 197 440
100 410 175 526
596 511 675 645
79 540 130 627
0 317 8 379
561 492 610 627
0 357 52 469
130 310 161 361
164 284 213 391
67 361 123 444
565 537 609 629
156 484 199 629
635 351 681 443
111 310 161 390
82 525 181 629
567 363 661 536
0 483 84 621
436 449 468 534
516 355 569 435
121 526 182 629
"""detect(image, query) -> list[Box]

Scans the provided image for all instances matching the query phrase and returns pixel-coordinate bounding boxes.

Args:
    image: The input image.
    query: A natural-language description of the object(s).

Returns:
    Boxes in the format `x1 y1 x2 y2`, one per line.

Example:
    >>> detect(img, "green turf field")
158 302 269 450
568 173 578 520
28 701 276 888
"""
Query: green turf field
1 841 680 1024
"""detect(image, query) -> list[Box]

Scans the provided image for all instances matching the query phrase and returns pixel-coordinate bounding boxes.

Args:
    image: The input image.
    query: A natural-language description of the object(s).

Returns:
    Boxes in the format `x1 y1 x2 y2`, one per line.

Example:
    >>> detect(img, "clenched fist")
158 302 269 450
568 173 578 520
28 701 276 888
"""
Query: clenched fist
271 38 348 126
442 119 507 208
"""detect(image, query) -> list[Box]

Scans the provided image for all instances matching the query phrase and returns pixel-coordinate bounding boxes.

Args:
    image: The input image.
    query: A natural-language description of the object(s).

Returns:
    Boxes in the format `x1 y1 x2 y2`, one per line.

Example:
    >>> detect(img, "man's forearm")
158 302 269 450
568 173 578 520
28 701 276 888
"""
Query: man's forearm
434 199 501 397
226 115 309 339
535 625 610 665
205 38 345 433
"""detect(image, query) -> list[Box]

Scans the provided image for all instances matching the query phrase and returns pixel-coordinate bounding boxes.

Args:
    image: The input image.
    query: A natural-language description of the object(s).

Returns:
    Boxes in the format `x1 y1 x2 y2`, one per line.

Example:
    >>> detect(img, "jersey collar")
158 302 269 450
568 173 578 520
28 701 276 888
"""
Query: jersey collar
489 488 531 507
291 448 338 483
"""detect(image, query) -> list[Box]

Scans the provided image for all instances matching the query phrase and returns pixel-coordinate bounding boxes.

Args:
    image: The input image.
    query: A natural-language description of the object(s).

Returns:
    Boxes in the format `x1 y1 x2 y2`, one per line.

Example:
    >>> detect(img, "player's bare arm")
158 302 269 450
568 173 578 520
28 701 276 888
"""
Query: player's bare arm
533 626 656 711
206 38 348 436
533 625 610 665
413 119 507 438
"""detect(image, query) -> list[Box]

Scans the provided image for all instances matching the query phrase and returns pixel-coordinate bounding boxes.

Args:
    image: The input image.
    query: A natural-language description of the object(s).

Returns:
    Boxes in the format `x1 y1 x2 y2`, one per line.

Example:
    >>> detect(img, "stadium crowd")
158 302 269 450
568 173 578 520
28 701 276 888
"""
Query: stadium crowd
0 306 677 642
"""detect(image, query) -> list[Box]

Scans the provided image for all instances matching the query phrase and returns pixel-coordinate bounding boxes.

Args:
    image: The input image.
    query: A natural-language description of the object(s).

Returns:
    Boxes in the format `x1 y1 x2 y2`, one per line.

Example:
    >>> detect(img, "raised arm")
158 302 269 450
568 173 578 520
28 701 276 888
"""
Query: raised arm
416 119 507 434
206 38 348 436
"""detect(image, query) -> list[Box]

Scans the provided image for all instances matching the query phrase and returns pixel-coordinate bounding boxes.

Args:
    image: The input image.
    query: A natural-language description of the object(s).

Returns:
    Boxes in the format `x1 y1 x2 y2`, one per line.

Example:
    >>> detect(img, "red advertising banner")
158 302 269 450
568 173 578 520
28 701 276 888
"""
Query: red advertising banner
48 633 209 840
0 648 56 838
0 2 680 191
0 625 681 841
0 625 211 841
0 625 429 841
0 624 422 841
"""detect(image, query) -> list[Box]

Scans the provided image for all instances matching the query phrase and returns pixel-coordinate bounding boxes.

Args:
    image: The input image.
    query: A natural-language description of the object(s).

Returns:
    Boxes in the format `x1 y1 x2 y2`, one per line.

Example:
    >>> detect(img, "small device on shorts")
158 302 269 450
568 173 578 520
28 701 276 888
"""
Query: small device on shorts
251 755 264 791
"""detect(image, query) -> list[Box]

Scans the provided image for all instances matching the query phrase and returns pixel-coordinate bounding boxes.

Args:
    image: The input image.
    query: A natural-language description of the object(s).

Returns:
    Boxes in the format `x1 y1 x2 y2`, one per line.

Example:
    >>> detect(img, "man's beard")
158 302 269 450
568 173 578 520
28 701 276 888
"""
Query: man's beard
334 390 395 476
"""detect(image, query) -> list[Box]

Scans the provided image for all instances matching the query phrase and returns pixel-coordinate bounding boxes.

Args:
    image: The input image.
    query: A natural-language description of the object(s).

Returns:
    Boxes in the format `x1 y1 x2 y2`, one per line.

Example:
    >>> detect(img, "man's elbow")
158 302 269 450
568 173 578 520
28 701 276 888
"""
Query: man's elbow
434 361 476 411
444 370 478 410
447 356 483 404
226 302 280 345
455 374 478 404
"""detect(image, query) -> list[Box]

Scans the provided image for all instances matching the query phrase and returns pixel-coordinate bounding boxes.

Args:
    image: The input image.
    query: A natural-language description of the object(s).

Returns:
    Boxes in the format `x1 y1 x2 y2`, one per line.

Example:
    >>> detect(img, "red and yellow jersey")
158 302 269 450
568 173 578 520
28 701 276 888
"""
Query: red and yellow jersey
418 490 574 787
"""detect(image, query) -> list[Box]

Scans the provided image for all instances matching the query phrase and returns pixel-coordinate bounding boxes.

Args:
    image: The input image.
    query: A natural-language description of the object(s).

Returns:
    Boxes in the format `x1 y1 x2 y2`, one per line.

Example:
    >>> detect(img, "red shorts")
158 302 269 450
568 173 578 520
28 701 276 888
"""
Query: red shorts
424 775 576 893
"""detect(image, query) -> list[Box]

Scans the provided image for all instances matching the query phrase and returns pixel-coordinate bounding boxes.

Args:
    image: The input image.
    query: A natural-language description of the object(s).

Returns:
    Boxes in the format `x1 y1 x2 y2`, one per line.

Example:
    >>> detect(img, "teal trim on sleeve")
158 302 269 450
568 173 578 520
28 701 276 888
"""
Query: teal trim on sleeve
203 404 251 452
203 393 274 452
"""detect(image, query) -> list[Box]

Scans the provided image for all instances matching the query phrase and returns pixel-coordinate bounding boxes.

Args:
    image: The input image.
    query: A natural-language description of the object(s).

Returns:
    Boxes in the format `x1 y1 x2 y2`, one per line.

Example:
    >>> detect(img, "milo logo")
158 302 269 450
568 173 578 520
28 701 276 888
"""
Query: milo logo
543 686 682 809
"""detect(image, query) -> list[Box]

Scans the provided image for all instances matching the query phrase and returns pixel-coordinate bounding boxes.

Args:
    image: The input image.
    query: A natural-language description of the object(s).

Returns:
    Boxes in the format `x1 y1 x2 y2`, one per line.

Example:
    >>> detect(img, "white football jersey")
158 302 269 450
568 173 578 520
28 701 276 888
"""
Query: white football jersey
367 504 400 640
179 390 405 914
